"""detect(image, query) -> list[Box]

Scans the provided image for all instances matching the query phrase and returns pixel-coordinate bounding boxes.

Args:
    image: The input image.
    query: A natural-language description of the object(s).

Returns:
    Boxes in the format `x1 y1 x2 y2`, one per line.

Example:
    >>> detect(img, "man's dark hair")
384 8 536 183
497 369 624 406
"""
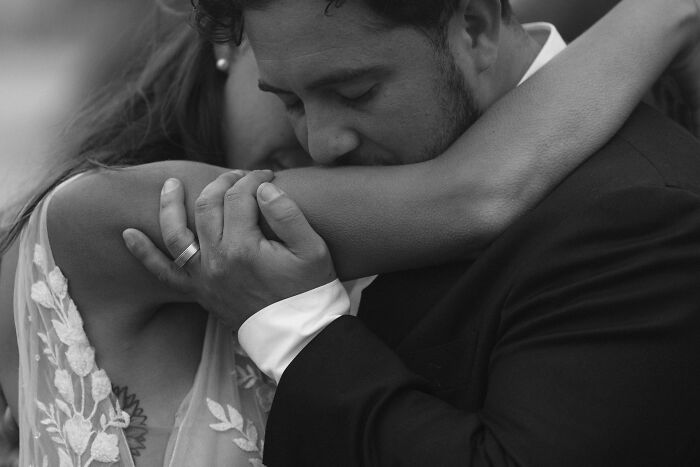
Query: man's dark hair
192 0 512 45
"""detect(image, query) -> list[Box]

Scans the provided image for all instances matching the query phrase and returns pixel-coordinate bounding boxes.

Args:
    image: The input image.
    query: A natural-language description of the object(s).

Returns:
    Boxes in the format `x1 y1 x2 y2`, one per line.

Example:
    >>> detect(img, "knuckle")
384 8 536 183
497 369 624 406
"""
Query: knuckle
159 194 172 210
275 202 302 223
194 195 215 214
224 170 247 182
307 242 329 262
215 172 239 188
163 232 181 251
205 254 227 278
224 188 246 204
155 270 172 285
234 171 271 192
163 228 190 251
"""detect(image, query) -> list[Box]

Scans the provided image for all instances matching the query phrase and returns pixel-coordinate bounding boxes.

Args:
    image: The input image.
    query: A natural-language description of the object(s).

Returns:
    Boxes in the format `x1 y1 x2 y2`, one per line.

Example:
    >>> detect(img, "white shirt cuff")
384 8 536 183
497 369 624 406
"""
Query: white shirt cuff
237 279 351 383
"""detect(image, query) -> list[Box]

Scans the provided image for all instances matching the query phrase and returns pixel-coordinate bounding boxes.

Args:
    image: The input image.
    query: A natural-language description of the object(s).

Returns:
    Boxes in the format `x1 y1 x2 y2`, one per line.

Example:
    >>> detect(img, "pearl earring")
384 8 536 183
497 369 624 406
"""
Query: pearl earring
216 58 229 71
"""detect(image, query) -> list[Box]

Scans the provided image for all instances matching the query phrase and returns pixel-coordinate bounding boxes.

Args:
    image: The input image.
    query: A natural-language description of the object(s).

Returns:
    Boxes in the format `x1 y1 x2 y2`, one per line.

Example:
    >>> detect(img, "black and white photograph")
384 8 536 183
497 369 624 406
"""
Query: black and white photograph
1 0 700 465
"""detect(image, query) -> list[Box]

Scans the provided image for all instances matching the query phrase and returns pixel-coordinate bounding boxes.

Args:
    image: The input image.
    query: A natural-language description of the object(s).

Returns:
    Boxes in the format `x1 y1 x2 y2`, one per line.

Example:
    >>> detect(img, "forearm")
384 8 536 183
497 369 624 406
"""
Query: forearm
63 0 698 296
266 186 700 467
274 0 698 279
436 0 698 226
65 0 699 293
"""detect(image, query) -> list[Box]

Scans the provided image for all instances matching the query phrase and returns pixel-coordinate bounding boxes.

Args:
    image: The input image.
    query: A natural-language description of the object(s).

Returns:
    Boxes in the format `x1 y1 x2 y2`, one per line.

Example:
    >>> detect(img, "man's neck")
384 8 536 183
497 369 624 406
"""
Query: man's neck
482 23 542 107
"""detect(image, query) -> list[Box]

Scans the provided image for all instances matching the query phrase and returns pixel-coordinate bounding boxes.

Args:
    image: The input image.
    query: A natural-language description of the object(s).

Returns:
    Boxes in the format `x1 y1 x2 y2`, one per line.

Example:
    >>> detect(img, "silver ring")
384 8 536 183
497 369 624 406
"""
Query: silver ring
174 241 200 268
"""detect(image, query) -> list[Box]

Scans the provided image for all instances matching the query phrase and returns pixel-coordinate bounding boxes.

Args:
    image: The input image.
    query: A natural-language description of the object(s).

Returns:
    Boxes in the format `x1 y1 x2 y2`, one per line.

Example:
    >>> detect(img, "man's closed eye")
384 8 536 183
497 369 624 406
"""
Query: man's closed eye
337 84 379 109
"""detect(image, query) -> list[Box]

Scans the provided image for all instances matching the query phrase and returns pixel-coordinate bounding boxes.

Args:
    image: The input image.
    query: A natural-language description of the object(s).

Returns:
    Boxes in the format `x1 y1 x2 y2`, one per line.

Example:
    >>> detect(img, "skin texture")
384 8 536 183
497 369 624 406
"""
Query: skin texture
1 0 699 464
125 0 700 323
222 43 310 170
246 0 540 166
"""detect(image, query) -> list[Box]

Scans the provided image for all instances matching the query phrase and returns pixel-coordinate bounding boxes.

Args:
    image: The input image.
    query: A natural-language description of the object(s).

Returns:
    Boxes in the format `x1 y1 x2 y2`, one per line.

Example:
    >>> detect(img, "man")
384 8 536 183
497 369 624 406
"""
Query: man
131 0 700 465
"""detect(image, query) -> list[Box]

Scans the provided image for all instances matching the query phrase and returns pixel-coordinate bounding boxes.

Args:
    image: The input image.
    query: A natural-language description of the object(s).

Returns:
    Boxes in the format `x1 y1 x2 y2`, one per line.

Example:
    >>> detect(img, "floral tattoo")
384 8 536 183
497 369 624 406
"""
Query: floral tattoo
111 386 148 458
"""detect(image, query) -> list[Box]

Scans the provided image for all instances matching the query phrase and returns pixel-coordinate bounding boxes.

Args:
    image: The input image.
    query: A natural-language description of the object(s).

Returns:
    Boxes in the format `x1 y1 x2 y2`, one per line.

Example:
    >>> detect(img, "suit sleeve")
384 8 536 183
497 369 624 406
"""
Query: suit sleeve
263 184 700 467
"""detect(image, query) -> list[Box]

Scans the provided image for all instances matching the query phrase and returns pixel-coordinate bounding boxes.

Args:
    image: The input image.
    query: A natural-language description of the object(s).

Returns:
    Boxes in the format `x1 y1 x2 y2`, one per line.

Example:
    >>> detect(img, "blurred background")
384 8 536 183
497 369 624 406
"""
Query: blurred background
0 0 181 228
0 0 626 228
0 1 173 462
0 0 692 463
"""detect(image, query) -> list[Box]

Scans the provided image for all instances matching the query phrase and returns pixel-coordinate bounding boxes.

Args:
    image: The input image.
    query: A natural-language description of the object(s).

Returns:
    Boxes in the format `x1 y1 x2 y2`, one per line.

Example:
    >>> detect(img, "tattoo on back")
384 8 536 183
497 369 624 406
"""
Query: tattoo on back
112 385 148 457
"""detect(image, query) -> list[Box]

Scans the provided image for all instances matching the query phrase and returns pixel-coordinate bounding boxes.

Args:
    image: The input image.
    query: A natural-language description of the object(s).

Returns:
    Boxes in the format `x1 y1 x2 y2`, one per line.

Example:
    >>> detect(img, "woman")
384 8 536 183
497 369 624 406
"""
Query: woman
1 0 699 465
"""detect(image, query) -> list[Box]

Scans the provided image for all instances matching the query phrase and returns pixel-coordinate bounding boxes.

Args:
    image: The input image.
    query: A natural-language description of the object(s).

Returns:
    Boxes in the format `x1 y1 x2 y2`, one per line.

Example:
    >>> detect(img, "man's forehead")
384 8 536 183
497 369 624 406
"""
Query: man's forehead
244 0 393 61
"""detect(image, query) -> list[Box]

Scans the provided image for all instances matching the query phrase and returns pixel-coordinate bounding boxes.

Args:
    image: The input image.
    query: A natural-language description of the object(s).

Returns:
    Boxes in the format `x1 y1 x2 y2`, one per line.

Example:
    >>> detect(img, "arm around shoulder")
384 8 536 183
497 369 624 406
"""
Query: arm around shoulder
264 183 700 466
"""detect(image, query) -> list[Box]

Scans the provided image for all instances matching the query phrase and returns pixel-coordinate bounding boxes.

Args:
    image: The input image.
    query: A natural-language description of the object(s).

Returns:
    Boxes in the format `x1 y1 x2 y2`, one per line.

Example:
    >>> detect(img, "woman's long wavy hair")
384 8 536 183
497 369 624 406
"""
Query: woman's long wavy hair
0 4 228 256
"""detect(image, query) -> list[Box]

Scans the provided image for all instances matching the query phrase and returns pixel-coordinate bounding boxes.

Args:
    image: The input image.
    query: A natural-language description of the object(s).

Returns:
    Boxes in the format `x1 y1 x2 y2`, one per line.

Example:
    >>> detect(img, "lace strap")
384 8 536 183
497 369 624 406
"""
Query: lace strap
14 171 135 467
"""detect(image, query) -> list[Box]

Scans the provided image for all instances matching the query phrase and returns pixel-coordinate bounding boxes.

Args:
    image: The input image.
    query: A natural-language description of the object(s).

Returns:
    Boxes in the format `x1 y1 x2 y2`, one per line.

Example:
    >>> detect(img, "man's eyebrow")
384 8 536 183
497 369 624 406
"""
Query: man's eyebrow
258 65 385 95
305 65 385 90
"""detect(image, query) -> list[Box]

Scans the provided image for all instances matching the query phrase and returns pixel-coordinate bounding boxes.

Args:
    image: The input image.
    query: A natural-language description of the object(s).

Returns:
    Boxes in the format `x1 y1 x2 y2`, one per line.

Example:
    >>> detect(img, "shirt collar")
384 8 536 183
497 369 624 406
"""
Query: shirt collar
518 22 567 86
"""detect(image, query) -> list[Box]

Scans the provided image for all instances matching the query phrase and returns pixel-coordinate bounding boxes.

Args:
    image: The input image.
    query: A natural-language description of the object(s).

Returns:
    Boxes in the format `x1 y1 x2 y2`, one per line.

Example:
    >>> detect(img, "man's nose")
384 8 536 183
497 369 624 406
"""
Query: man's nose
305 119 361 166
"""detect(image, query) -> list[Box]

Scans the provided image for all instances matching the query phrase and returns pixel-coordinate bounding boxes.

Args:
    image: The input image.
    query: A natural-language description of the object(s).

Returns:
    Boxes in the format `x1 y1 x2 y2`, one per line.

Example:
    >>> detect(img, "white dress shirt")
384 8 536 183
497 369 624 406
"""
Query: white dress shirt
238 23 567 383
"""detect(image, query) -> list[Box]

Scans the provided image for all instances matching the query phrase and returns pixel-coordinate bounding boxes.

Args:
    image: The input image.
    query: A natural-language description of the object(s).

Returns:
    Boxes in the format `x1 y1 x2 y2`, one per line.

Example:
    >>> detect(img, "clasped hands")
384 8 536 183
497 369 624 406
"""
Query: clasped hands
123 170 337 330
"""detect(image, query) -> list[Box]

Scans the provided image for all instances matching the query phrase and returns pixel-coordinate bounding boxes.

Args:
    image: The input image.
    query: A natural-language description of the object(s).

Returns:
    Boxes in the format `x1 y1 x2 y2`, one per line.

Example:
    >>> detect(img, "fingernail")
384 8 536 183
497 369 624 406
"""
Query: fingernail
258 182 283 202
229 170 246 177
162 178 179 194
122 229 135 248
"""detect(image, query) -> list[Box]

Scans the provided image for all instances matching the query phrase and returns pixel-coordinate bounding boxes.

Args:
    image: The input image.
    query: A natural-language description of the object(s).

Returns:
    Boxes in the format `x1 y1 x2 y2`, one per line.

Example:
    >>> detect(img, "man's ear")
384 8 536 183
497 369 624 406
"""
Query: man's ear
453 0 502 73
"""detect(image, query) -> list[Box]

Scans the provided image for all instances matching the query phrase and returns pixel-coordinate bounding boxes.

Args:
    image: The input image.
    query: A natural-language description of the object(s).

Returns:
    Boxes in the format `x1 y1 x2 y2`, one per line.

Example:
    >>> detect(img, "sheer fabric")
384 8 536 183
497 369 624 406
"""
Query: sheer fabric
14 175 273 466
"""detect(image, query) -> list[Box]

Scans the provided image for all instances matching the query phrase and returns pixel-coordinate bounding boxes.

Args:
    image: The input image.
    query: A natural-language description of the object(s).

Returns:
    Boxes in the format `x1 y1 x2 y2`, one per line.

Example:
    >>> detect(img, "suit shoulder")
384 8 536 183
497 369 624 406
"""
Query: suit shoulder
572 104 700 194
618 104 700 190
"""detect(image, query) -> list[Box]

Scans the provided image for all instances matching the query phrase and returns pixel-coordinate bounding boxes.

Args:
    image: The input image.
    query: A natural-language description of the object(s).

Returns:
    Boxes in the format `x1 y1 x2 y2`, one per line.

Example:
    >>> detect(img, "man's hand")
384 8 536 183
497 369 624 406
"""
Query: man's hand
122 170 338 329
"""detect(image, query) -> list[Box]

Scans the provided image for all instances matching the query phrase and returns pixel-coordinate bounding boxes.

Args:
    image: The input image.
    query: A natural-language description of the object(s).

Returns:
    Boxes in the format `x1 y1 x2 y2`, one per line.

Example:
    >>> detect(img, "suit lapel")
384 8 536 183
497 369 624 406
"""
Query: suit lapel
357 262 469 349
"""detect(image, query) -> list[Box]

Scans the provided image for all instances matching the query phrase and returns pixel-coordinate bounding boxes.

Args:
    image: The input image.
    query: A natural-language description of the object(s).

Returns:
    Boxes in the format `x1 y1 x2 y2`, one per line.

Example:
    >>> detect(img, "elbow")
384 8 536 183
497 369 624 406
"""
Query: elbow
447 186 530 255
475 197 524 248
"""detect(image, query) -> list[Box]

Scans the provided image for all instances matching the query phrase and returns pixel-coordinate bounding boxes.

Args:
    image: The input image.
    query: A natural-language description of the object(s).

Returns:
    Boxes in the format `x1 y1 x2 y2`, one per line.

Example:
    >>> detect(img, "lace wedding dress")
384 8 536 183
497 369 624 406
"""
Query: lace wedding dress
14 175 275 466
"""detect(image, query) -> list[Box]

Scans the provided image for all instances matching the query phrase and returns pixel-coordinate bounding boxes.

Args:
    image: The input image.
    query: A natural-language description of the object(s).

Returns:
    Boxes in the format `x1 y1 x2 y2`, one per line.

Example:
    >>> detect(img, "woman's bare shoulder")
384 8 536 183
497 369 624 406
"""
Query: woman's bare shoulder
46 160 227 314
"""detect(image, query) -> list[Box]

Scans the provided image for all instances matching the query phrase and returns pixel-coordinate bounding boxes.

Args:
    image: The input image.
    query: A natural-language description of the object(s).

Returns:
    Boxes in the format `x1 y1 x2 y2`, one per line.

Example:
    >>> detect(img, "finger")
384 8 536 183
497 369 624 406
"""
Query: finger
194 170 248 247
160 178 196 259
222 170 275 241
122 228 193 294
256 182 327 256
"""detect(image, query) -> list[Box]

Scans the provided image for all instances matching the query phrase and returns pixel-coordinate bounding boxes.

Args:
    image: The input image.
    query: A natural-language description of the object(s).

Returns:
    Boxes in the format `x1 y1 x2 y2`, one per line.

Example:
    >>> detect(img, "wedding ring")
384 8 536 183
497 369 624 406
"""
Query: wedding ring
174 241 200 268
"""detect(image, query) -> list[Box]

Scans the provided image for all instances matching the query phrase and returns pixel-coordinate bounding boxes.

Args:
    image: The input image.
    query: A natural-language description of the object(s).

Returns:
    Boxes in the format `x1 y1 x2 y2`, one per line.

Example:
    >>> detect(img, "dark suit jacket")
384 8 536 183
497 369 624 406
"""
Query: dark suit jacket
263 105 700 466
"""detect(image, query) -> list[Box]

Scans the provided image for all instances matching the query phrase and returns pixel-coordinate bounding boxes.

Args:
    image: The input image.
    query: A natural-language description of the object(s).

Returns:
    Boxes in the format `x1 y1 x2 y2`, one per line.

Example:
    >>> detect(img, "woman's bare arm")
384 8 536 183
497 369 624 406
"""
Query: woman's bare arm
272 0 699 278
49 0 698 316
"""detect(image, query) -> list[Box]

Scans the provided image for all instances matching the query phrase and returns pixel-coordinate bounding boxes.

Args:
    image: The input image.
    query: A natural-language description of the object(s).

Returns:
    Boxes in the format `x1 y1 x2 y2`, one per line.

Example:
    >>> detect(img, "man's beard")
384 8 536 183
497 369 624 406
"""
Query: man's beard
420 45 482 162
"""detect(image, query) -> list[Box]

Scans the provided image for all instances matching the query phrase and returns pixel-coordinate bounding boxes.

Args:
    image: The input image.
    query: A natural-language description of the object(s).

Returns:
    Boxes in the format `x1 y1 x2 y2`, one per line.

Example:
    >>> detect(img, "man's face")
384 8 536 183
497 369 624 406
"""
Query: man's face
245 0 480 166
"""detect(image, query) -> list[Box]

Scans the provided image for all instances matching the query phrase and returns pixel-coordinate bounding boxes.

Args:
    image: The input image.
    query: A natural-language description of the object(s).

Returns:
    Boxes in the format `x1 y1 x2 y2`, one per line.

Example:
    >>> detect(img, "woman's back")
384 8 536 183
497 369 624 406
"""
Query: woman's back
1 174 273 466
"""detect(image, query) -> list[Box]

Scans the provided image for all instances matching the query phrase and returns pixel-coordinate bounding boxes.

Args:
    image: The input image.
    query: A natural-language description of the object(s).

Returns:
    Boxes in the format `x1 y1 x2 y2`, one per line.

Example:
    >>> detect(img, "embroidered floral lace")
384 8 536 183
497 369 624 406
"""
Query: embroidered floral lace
14 176 274 466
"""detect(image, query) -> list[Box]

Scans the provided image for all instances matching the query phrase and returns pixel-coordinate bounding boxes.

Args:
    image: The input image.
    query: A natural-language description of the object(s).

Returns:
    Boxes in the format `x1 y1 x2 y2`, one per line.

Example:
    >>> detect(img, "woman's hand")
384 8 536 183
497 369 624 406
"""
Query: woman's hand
122 170 338 329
